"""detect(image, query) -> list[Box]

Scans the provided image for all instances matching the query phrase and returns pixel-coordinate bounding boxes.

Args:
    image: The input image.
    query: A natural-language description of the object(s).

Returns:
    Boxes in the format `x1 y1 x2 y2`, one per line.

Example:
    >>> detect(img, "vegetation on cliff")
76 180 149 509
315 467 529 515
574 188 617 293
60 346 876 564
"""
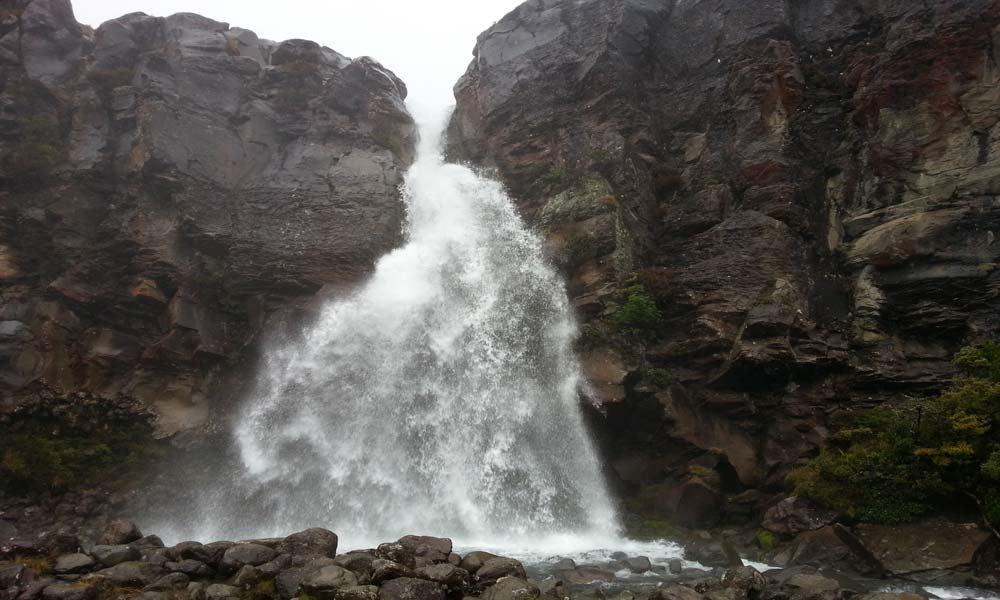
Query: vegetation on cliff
792 343 1000 527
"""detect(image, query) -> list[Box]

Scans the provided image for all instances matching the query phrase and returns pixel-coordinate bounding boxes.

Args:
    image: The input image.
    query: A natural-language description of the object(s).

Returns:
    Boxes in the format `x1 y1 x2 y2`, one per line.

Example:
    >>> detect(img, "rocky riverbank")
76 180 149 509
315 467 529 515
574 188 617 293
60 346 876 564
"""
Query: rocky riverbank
1 519 998 600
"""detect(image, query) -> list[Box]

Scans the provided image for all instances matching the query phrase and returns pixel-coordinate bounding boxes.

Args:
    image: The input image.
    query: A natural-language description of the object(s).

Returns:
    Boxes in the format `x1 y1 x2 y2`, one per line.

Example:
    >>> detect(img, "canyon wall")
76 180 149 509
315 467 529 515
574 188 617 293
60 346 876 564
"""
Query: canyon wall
448 0 1000 526
0 0 414 434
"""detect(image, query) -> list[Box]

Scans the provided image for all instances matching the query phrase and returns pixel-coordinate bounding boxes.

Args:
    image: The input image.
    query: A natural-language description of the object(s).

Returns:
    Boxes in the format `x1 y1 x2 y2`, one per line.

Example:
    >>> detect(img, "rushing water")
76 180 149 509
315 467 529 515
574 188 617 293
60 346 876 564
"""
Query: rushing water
161 105 625 553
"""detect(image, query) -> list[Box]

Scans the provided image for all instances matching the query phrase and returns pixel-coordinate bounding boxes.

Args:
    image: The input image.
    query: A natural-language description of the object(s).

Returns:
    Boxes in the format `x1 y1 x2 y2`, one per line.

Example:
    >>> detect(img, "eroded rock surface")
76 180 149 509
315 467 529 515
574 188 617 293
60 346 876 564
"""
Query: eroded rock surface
449 0 1000 525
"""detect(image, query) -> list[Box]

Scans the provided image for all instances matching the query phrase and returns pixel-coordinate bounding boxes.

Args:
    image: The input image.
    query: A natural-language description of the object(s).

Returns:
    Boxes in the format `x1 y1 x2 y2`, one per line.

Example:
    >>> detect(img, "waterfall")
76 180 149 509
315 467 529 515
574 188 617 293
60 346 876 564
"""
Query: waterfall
165 105 621 552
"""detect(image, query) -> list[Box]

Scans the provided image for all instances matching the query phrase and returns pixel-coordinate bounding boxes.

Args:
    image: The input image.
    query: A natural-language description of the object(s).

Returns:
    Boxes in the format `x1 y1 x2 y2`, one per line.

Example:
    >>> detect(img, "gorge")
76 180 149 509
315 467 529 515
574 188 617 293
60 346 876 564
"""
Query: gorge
2 0 1000 599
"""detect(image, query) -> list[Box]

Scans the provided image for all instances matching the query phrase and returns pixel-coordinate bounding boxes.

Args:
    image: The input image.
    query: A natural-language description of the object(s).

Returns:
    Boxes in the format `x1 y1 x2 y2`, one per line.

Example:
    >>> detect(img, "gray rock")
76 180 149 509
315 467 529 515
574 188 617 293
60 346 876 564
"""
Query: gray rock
90 545 141 567
377 577 445 600
233 565 261 587
335 584 380 600
173 559 213 578
656 585 707 600
376 543 415 569
624 556 652 574
204 583 240 600
275 567 308 599
370 559 417 584
554 568 615 585
415 564 469 587
99 520 142 546
277 528 338 558
762 497 839 537
220 543 277 573
397 536 452 557
334 552 376 578
301 565 359 594
459 552 497 575
94 561 166 586
551 558 576 571
258 554 292 578
0 563 27 588
669 560 684 574
41 583 95 600
54 554 96 575
482 577 539 600
477 558 527 584
721 566 766 596
144 572 190 591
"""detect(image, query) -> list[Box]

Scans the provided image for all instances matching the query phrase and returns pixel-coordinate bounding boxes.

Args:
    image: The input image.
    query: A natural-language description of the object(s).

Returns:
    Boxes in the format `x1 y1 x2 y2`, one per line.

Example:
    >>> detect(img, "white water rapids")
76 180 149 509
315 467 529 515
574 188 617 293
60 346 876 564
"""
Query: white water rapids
158 105 653 557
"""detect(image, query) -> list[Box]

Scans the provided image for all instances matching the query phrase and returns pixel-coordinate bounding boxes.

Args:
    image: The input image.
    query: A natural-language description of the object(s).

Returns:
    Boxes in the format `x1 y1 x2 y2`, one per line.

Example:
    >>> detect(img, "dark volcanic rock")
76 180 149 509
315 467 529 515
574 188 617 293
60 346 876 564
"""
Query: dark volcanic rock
0 0 416 533
277 528 339 559
449 0 1000 525
99 520 142 546
377 577 445 600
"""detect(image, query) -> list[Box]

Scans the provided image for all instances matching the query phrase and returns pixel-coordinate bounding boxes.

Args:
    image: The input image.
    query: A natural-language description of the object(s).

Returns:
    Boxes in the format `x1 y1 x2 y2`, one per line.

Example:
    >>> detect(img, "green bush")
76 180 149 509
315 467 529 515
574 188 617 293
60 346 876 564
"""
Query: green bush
640 367 673 388
611 284 662 333
791 343 1000 526
755 529 776 550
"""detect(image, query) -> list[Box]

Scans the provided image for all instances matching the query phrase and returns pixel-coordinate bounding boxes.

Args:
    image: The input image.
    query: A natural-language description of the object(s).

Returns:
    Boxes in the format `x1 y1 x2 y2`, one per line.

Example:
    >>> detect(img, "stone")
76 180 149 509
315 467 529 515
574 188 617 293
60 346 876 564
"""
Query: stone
144 572 190 591
459 552 497 575
53 554 95 575
855 521 992 575
41 584 95 600
301 565 359 595
377 577 445 600
94 561 166 587
624 556 652 574
762 497 839 537
669 560 684 575
551 559 576 571
99 520 142 546
90 546 141 568
275 567 308 599
173 559 213 578
376 544 416 569
721 566 766 596
397 536 452 557
277 528 338 558
204 583 240 600
219 543 277 574
370 559 417 584
656 585 707 600
335 585 380 600
553 568 615 585
232 565 261 587
0 564 28 588
334 552 376 578
415 564 469 587
476 558 526 584
482 577 539 600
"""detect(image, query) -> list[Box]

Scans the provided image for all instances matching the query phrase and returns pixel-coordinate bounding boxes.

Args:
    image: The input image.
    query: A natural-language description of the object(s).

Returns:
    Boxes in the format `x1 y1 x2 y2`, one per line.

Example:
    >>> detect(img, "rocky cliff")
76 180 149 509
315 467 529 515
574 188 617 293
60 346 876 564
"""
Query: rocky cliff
0 0 414 530
449 0 1000 527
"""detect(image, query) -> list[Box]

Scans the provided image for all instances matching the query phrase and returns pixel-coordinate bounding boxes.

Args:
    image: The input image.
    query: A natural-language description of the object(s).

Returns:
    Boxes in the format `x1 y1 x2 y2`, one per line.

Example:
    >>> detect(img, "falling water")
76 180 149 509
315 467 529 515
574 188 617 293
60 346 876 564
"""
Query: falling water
166 105 624 552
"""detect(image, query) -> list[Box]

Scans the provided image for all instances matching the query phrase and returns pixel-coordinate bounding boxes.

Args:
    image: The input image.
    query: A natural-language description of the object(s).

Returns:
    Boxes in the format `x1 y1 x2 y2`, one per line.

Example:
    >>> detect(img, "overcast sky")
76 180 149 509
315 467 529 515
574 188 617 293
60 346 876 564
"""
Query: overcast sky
70 0 523 112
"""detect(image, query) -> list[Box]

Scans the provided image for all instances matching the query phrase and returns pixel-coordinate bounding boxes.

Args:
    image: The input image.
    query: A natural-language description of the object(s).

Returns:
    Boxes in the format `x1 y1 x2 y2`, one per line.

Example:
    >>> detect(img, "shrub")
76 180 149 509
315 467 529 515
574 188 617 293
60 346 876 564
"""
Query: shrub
791 343 1000 526
640 367 673 388
756 529 776 550
86 67 133 98
225 37 241 56
610 283 662 333
564 231 596 267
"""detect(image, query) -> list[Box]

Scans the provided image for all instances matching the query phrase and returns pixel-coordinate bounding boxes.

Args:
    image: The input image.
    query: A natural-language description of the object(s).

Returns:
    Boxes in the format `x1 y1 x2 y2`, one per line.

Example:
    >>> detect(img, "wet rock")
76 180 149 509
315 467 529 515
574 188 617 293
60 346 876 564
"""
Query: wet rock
301 565 359 596
398 536 452 557
656 585 708 600
370 559 418 584
669 560 684 575
778 526 883 577
90 546 140 568
855 521 992 576
378 577 445 600
99 520 142 546
144 572 190 591
0 563 28 588
173 559 213 578
459 552 497 575
553 568 614 585
53 554 95 575
721 566 766 597
204 583 240 600
624 556 652 574
41 583 95 600
232 565 261 588
335 585 380 600
335 552 377 579
275 567 309 599
258 554 292 579
762 498 839 538
551 559 576 571
476 558 527 584
277 528 338 558
129 536 165 552
415 564 469 587
376 544 416 569
94 561 166 586
219 543 277 574
481 577 539 600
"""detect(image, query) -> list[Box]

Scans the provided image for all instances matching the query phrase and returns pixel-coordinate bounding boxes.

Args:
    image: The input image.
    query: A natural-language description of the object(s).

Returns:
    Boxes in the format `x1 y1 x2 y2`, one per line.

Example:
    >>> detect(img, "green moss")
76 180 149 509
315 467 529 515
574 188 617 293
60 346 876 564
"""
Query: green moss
610 283 662 334
0 405 158 494
541 165 570 191
3 115 62 176
623 518 687 542
14 556 52 574
242 580 281 600
76 579 144 600
688 466 721 490
86 67 133 98
755 530 776 550
792 342 1000 526
564 231 596 267
640 368 673 388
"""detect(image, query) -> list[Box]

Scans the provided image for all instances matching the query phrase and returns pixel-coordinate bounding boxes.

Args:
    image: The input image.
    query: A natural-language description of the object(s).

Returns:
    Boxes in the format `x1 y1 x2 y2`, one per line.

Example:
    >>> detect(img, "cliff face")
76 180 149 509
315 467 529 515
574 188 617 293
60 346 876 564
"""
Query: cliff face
0 0 414 438
449 0 1000 525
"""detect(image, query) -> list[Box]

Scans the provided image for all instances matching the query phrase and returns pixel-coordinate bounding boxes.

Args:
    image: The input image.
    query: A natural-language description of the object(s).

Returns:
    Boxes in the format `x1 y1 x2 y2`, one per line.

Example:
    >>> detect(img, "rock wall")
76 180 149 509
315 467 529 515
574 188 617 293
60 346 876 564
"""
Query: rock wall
0 0 415 438
449 0 1000 526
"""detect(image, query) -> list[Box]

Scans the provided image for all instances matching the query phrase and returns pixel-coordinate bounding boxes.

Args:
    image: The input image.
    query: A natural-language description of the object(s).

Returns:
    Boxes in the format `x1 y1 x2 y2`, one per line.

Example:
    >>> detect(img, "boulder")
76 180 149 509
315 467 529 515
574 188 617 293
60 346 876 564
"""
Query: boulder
204 583 240 600
90 545 141 567
0 563 28 588
99 521 143 546
275 567 309 599
476 558 526 584
232 565 262 587
41 583 96 600
277 528 339 558
553 568 615 585
144 572 190 591
855 521 992 576
378 577 445 600
624 556 652 574
219 543 277 574
301 565 359 595
370 559 418 584
335 585 380 600
53 554 95 575
335 552 377 578
376 544 416 569
459 552 497 574
762 497 839 537
173 559 213 578
656 585 708 600
482 577 539 600
415 564 469 587
94 561 166 586
778 526 883 577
